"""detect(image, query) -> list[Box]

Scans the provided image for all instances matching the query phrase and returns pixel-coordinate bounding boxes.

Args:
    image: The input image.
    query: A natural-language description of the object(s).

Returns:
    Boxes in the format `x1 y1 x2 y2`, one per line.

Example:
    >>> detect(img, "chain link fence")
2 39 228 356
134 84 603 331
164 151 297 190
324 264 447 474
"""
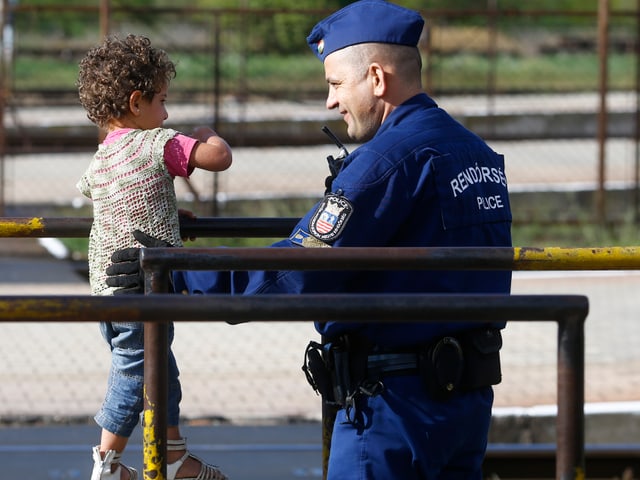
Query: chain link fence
0 4 638 221
1 3 640 427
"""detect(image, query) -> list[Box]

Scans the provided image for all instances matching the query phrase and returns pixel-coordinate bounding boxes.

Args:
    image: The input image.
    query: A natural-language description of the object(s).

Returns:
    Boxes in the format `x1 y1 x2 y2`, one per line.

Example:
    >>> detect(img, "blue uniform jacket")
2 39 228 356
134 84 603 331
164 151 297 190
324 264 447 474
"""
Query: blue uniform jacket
174 93 512 348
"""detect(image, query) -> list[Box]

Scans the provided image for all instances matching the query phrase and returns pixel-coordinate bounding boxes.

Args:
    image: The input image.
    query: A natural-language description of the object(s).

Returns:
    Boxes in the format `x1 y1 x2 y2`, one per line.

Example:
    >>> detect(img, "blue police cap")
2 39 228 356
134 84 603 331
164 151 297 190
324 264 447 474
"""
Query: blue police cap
307 0 424 62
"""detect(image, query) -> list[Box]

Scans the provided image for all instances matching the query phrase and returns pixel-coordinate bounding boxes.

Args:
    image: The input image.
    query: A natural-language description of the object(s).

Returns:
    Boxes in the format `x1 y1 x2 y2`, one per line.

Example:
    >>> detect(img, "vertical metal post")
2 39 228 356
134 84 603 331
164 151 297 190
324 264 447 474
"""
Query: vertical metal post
99 0 110 39
634 0 640 224
321 333 338 480
211 13 221 217
596 0 610 225
321 403 338 479
556 316 585 480
142 252 170 480
486 0 498 137
0 0 8 217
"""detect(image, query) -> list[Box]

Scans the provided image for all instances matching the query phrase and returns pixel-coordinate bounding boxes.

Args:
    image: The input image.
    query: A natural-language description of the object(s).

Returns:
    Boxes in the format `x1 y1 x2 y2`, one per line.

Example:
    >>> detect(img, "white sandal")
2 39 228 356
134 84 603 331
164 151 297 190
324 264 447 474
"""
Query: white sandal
91 445 138 480
166 438 228 480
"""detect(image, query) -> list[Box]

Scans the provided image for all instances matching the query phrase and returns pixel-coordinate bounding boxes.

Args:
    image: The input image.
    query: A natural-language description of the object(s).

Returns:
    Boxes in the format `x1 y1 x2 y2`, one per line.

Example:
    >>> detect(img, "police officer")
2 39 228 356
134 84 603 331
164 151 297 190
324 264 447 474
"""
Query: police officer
107 1 512 478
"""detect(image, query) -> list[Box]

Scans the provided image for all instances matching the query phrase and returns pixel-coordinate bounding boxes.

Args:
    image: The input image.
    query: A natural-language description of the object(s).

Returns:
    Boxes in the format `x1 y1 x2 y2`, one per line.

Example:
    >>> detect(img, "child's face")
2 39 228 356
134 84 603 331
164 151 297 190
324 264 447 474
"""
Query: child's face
137 84 169 129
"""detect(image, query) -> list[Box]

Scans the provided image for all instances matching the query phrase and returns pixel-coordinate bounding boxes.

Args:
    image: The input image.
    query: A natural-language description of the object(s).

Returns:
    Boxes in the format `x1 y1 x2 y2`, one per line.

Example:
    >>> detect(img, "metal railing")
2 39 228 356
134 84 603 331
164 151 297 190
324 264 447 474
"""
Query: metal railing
6 215 638 479
3 216 640 270
0 291 588 480
137 245 589 480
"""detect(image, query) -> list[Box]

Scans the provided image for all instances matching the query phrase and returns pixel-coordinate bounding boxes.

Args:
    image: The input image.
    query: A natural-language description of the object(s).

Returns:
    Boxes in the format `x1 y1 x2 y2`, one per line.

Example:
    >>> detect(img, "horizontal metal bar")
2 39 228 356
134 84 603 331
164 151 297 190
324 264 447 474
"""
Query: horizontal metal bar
0 217 92 238
0 217 298 238
3 217 640 270
0 294 588 324
179 217 299 238
140 245 640 272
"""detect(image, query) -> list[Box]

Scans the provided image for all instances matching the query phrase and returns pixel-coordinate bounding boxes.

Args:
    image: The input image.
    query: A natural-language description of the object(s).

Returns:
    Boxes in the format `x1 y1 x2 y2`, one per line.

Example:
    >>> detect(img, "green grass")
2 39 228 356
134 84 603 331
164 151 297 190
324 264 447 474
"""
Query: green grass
430 52 635 93
12 50 635 95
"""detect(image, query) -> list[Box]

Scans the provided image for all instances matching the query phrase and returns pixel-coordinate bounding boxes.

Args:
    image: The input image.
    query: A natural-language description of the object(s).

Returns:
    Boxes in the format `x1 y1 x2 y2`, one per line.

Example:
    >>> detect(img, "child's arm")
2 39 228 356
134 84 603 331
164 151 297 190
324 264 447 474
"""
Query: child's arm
189 126 232 172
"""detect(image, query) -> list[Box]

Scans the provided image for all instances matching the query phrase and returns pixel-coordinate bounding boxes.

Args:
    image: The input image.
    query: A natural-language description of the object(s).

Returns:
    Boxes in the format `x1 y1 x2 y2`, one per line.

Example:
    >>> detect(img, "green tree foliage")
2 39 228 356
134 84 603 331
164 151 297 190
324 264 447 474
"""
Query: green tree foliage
13 0 157 37
197 0 340 54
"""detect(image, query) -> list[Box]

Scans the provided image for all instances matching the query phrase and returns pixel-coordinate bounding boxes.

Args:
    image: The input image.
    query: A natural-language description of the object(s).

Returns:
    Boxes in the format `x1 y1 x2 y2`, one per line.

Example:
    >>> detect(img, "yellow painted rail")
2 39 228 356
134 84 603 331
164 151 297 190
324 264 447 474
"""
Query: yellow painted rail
513 246 640 270
3 217 640 272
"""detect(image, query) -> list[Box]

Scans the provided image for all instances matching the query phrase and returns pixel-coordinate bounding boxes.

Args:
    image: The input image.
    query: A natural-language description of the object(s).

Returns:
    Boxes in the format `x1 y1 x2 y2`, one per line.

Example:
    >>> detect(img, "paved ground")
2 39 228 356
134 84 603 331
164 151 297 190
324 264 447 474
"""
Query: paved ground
1 232 640 429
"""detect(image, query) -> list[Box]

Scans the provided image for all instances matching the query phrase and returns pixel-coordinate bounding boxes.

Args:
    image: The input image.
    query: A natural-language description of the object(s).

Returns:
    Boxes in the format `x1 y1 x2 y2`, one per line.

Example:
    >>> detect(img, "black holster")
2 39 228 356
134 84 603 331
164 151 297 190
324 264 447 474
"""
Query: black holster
302 336 368 406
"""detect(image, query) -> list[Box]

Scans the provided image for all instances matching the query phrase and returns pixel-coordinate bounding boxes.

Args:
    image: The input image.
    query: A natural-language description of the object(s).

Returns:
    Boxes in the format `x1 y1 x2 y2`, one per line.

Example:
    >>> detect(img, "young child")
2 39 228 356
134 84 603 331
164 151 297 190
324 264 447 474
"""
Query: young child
77 34 231 480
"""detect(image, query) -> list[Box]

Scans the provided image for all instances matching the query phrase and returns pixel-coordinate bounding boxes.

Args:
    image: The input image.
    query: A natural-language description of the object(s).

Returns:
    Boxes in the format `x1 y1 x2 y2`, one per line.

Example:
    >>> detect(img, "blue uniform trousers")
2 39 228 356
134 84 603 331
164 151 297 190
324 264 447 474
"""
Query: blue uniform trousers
327 375 493 480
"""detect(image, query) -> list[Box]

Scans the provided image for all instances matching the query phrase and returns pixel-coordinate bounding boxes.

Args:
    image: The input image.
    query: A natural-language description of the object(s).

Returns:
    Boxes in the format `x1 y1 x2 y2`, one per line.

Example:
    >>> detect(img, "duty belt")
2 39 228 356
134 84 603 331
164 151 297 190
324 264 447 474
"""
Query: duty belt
367 352 419 377
302 327 503 406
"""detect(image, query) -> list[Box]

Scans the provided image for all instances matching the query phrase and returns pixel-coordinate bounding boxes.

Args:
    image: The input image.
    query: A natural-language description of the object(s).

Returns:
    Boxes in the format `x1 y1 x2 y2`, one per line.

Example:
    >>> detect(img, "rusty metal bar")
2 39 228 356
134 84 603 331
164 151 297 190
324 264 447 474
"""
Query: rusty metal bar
0 292 589 480
596 0 610 225
142 267 170 480
636 0 640 224
0 217 298 238
3 3 636 19
0 0 7 217
99 0 110 38
140 248 589 480
0 216 603 478
4 216 640 237
557 315 586 480
0 293 587 324
138 245 640 272
1 215 640 270
142 320 168 480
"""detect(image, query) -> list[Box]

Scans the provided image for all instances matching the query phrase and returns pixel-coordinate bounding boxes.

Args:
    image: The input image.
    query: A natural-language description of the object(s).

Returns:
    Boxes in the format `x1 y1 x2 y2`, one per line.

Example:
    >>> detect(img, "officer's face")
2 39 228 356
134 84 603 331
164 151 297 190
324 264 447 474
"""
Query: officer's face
324 48 383 142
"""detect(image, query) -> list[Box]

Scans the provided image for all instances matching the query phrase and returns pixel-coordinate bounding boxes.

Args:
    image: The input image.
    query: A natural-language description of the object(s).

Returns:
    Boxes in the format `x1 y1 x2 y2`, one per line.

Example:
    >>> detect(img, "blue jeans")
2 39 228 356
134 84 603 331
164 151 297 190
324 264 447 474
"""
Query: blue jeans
95 322 182 437
327 375 494 480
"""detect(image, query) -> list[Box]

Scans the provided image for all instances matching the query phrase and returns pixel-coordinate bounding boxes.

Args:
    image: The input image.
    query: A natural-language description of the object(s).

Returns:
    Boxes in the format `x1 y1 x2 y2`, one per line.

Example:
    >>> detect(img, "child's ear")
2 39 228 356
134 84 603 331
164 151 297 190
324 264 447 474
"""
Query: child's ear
129 90 143 116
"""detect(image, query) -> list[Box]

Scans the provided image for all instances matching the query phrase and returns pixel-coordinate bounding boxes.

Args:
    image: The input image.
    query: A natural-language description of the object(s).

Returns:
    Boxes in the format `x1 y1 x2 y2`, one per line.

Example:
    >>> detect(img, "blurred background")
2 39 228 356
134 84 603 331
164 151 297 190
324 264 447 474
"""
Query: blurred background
1 0 640 458
1 0 639 247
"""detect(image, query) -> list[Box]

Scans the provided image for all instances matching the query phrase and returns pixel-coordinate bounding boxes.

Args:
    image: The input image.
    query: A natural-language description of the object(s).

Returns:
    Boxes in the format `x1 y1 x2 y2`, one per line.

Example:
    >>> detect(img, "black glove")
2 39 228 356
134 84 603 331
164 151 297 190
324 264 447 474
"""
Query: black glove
105 230 173 295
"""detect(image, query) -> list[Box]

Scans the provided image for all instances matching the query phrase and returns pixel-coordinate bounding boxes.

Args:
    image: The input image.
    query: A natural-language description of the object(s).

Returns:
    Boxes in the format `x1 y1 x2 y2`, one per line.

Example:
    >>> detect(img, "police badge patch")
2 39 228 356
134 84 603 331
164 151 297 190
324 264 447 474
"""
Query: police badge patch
309 194 353 241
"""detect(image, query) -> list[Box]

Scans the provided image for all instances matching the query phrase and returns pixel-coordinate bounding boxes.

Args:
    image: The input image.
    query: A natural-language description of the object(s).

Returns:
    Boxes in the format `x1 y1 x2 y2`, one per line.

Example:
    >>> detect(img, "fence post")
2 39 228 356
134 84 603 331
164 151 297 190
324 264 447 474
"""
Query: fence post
142 261 170 480
556 314 586 480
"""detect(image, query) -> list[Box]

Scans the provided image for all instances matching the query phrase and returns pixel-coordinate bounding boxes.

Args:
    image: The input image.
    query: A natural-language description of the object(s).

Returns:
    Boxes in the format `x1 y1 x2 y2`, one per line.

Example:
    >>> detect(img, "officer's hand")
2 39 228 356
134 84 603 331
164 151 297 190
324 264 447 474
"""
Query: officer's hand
178 209 197 242
105 230 174 295
324 175 334 195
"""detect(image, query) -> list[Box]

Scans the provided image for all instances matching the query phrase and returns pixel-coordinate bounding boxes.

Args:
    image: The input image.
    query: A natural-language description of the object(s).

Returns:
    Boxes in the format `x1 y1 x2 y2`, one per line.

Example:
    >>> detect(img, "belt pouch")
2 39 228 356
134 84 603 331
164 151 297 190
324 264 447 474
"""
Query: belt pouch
461 328 503 389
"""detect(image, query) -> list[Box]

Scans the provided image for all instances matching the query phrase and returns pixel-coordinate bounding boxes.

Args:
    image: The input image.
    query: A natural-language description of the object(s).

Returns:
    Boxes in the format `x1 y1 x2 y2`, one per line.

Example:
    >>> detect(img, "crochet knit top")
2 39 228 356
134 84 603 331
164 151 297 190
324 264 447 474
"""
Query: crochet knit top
77 128 189 296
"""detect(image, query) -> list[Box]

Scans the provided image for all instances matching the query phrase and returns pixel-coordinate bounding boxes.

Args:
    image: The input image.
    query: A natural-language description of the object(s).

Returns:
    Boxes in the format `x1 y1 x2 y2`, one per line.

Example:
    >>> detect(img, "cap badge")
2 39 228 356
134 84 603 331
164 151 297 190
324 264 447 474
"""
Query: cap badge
317 39 325 55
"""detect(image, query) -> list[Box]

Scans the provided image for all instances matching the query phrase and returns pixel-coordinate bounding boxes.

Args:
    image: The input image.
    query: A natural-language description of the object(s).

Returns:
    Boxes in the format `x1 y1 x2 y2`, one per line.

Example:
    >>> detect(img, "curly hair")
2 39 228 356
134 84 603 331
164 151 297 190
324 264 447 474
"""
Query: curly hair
77 34 176 128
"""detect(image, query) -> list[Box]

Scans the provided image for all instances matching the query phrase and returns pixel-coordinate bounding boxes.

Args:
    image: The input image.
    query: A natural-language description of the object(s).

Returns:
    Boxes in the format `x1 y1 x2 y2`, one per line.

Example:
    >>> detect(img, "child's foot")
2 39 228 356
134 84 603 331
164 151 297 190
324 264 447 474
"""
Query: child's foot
166 438 228 480
91 446 138 480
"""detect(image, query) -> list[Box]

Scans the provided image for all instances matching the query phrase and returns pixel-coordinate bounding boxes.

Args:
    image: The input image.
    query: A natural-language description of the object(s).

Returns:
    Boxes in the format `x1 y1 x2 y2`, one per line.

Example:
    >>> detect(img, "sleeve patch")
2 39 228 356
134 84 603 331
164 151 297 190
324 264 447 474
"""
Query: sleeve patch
309 194 353 242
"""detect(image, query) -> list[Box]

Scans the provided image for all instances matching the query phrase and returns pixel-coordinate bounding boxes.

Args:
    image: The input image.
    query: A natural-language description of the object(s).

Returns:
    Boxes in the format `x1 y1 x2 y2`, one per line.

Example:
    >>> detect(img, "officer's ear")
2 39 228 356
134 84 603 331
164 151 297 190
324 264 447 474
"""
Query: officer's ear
368 62 386 97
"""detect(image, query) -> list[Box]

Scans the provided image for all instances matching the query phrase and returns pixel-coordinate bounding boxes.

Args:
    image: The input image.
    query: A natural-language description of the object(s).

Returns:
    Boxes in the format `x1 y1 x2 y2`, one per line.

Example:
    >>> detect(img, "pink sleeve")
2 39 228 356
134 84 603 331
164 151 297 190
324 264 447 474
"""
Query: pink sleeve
164 134 198 177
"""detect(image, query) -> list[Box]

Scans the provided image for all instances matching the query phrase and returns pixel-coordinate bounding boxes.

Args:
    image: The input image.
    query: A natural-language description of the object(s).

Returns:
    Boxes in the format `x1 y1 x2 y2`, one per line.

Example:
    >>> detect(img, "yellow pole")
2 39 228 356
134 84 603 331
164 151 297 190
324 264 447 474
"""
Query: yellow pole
513 246 640 270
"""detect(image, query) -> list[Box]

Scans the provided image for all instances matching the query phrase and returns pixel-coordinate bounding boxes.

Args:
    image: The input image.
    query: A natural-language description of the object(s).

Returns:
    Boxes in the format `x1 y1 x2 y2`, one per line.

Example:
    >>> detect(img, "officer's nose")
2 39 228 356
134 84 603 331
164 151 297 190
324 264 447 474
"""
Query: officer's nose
326 90 338 111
